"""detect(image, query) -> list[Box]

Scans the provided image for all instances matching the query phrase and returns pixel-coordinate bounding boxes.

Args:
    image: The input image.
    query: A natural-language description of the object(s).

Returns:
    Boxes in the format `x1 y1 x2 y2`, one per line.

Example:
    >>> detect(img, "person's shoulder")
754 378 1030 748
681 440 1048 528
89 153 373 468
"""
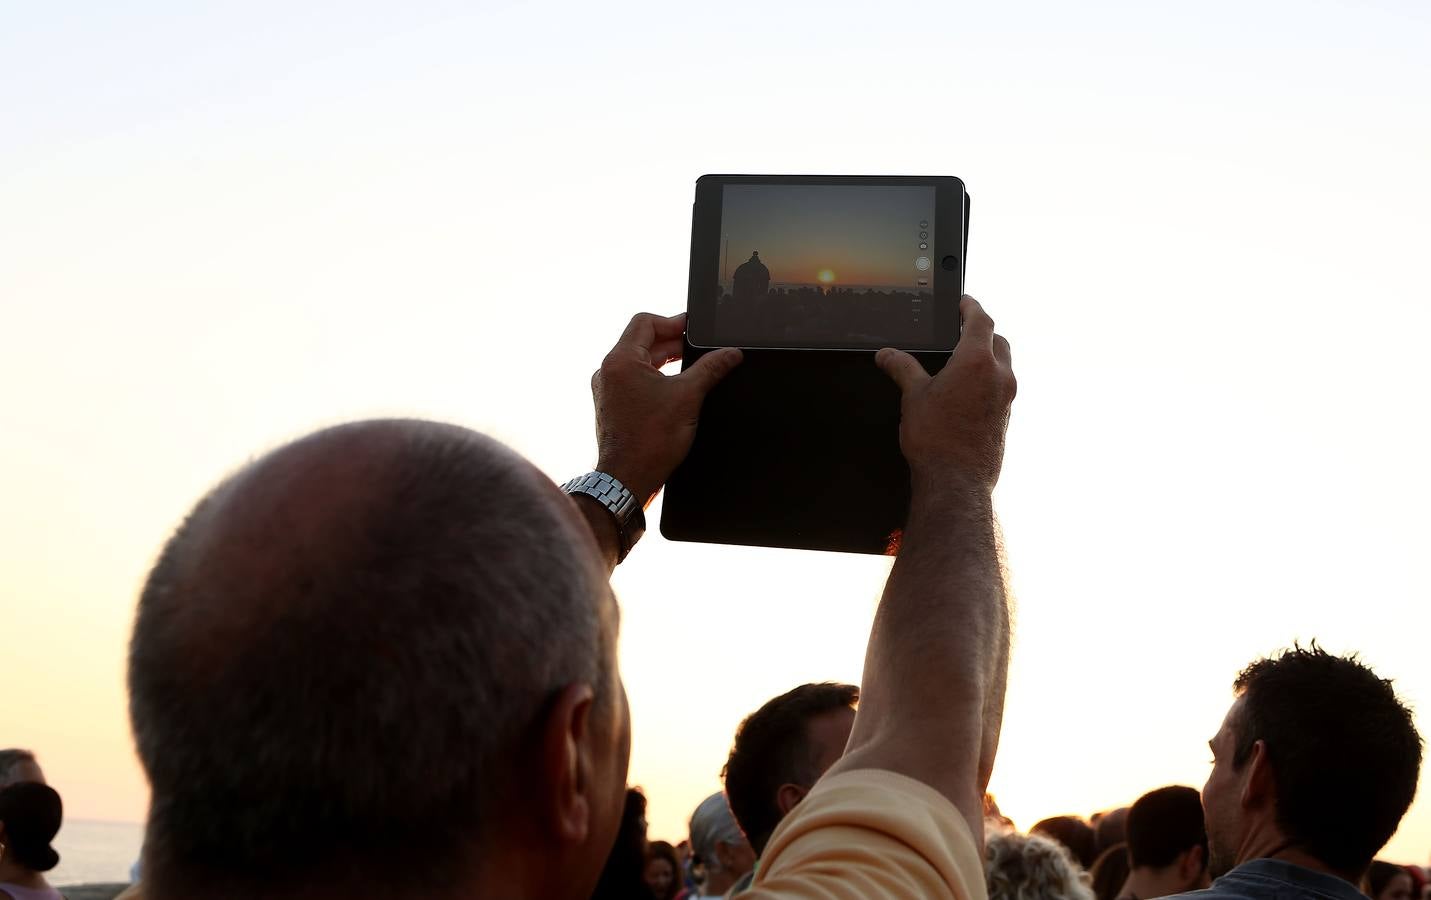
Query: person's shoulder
750 768 985 900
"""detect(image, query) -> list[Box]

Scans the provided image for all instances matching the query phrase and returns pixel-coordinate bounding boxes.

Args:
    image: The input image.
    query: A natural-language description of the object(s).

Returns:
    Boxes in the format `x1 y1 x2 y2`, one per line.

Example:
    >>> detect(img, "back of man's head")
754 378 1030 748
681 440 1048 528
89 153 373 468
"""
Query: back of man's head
128 420 617 898
721 682 858 854
1031 816 1098 871
1231 644 1422 874
1126 786 1206 871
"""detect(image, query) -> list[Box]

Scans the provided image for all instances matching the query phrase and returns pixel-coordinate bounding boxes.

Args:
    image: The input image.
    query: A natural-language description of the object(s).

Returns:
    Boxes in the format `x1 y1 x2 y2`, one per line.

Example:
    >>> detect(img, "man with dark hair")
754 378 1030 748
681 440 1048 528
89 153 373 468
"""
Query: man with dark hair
127 295 1016 900
1183 645 1423 900
1118 786 1208 899
721 683 859 893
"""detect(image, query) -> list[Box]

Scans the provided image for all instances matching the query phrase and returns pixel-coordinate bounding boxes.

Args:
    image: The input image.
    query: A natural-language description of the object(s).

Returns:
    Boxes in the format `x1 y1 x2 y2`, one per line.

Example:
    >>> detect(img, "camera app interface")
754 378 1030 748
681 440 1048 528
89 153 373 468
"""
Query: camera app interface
715 184 937 348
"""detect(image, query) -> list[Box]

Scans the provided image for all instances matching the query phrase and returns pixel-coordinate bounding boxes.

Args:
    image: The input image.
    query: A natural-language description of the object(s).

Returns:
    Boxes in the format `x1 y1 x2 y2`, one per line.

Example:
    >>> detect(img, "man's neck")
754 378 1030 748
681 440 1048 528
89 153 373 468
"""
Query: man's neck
1233 823 1360 885
1256 848 1359 886
1121 866 1187 900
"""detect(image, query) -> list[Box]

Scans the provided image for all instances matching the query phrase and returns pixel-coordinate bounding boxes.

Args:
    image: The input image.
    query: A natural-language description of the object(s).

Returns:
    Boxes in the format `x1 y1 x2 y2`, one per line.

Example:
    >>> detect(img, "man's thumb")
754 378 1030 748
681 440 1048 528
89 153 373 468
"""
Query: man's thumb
875 348 928 394
678 347 743 395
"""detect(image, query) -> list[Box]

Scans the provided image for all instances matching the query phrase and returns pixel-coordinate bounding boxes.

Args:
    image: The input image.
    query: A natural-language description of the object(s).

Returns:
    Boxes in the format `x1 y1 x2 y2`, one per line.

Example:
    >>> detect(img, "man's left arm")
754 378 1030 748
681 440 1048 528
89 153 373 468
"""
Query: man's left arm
576 311 742 572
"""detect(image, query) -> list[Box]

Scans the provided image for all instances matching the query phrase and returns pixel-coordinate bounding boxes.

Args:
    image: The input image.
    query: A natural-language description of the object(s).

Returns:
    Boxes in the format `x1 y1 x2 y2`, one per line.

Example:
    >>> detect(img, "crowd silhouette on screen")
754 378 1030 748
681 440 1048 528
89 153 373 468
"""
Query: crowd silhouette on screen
5 298 1430 900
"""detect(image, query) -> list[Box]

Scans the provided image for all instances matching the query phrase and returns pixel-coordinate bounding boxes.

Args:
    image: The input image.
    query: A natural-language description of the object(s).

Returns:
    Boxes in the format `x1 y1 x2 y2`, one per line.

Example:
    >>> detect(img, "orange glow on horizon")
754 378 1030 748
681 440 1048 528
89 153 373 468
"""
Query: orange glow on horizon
817 268 836 284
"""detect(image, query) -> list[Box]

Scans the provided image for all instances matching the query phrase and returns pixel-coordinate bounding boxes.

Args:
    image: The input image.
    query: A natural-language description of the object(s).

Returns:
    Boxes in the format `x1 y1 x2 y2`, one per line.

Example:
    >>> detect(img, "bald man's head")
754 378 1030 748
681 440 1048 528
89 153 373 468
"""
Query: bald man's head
129 420 619 896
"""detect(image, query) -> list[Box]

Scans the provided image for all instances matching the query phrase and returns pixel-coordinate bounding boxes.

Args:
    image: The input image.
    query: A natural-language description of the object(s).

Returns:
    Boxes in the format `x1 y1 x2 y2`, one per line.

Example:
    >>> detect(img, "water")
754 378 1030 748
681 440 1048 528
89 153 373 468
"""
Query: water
48 820 144 887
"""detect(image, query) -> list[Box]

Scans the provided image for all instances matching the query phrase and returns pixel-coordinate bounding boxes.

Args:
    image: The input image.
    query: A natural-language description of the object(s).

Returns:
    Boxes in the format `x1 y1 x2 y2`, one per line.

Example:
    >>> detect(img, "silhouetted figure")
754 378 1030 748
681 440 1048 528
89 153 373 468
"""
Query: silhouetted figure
0 782 64 900
1366 861 1414 900
1033 816 1099 870
591 788 655 900
731 252 770 302
1090 844 1131 900
1094 807 1130 856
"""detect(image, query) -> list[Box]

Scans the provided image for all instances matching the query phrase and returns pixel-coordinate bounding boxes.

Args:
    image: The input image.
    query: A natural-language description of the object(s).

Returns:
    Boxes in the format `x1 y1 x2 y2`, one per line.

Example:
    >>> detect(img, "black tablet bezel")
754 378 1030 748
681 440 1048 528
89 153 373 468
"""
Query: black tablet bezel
685 174 966 351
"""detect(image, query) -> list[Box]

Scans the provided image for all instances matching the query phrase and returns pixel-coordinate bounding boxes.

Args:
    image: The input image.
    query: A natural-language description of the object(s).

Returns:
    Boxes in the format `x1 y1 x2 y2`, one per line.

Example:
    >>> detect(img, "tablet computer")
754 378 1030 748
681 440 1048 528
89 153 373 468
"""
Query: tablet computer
662 175 968 555
686 174 966 351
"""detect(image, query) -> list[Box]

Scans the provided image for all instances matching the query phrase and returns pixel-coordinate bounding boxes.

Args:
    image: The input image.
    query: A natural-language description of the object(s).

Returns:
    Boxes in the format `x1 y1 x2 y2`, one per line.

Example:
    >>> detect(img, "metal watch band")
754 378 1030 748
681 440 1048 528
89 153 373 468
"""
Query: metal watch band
561 471 646 562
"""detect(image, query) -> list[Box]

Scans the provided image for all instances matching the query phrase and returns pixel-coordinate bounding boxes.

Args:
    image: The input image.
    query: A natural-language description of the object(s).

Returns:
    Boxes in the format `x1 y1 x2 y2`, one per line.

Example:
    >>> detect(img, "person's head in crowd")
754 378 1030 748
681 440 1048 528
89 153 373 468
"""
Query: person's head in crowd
688 792 753 898
591 788 654 900
985 831 1095 900
644 840 682 900
1094 807 1129 856
1403 865 1428 900
1088 843 1130 900
722 682 858 856
0 750 44 789
0 781 63 890
128 421 630 900
1366 861 1415 900
1202 644 1422 883
1121 785 1209 898
673 839 695 892
1032 816 1098 870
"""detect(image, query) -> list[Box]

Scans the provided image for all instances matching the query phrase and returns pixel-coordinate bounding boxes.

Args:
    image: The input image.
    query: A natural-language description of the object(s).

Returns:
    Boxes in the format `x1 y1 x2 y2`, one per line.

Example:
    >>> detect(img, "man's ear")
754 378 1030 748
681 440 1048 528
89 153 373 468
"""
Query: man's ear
1180 845 1206 884
1240 739 1275 811
775 783 808 817
541 683 598 845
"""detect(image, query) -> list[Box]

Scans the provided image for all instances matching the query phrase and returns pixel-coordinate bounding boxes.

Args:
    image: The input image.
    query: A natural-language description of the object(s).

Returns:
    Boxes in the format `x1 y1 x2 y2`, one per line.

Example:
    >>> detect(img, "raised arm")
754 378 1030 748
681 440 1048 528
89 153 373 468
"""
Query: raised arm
826 295 1016 842
578 312 743 571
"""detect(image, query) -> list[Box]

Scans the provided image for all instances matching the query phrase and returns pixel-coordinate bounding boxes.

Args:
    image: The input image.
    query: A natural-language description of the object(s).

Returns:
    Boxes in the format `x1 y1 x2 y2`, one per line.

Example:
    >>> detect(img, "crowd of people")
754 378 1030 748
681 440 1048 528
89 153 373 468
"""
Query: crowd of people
2 296 1427 900
588 692 1430 900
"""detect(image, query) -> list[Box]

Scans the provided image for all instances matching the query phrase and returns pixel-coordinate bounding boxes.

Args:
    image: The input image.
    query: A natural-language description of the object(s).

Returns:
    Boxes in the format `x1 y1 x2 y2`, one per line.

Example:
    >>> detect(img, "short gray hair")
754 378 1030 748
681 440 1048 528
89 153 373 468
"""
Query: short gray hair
985 832 1094 900
689 792 745 872
129 420 609 891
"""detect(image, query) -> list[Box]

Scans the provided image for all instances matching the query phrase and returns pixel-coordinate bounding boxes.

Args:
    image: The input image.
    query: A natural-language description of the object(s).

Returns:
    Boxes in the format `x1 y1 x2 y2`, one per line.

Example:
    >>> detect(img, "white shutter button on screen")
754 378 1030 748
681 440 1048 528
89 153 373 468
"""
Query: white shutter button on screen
915 256 931 271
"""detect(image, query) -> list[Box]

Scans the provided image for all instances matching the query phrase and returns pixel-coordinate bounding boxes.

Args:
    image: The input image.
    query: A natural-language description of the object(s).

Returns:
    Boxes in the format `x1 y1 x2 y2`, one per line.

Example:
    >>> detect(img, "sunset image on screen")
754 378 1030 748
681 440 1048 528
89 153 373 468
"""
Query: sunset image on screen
716 184 936 347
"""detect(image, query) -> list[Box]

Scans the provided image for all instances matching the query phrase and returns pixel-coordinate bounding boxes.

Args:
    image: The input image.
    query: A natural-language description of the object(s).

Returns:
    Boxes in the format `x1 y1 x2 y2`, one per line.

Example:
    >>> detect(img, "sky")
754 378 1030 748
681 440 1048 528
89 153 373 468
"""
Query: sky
719 183 937 286
2 0 1430 866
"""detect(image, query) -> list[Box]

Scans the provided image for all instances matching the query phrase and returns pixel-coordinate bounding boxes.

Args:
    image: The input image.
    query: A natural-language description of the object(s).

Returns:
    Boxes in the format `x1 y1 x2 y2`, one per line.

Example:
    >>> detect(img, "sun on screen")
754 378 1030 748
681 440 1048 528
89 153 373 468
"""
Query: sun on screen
817 269 836 284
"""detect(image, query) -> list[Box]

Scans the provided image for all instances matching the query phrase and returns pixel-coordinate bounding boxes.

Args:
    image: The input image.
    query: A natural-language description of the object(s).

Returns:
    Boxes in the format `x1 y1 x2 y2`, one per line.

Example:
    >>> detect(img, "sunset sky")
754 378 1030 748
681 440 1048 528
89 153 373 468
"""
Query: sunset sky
720 183 936 287
3 0 1430 868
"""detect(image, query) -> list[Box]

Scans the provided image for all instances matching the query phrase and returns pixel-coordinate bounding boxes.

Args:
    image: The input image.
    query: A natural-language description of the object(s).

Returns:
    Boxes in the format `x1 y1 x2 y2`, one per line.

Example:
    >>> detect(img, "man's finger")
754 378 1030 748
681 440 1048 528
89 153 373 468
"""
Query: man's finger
875 348 930 394
676 347 743 396
647 337 685 368
956 296 994 352
618 312 687 350
993 334 1012 367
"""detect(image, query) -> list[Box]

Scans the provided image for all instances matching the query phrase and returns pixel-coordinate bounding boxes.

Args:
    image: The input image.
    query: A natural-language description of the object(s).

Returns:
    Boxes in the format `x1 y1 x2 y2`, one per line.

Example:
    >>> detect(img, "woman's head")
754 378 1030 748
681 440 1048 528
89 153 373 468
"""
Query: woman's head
645 840 681 900
0 782 63 872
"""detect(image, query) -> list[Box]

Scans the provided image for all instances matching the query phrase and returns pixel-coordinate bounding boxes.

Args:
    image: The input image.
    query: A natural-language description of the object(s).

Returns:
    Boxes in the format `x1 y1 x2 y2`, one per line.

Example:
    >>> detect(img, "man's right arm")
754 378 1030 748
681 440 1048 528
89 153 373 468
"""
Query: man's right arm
825 295 1016 843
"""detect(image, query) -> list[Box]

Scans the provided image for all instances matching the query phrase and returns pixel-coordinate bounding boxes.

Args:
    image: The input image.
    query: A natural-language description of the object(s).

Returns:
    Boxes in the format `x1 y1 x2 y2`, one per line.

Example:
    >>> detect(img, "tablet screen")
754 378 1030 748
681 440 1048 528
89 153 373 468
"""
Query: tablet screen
715 183 937 348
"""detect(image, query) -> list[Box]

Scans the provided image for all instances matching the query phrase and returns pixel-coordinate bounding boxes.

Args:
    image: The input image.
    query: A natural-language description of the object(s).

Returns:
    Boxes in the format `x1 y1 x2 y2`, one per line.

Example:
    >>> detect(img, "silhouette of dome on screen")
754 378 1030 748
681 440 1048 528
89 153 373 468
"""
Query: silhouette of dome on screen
732 251 771 302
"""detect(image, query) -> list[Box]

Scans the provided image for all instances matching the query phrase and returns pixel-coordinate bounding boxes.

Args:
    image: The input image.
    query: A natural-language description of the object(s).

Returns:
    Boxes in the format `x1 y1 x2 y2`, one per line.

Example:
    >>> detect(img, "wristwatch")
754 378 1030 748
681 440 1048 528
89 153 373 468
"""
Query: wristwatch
561 471 646 563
